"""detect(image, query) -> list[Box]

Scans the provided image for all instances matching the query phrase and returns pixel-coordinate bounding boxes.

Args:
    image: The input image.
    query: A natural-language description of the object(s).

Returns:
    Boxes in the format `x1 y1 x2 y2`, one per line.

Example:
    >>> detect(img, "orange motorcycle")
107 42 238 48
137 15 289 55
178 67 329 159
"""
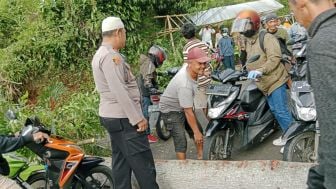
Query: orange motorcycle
22 116 113 189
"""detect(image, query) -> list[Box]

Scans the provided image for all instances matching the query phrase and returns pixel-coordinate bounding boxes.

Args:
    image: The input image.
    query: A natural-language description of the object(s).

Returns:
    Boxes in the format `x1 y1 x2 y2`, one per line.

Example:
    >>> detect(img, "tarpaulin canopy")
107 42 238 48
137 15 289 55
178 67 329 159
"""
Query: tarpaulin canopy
189 0 284 26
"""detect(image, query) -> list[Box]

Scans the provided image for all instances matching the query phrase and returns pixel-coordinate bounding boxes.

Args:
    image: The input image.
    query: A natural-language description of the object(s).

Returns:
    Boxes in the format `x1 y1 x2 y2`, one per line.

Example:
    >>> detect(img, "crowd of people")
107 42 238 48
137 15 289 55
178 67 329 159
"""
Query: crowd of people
1 0 335 189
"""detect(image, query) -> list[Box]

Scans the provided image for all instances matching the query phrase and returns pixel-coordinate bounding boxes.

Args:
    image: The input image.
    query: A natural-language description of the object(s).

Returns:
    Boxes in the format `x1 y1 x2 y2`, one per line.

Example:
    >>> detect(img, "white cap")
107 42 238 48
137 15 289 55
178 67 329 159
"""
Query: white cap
102 17 124 32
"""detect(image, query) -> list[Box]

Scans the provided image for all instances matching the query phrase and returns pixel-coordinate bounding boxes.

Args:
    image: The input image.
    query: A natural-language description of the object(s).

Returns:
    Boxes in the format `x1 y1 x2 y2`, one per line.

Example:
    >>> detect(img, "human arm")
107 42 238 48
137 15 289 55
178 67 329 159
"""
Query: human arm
178 87 203 143
184 108 203 144
143 68 156 90
199 28 203 36
0 132 48 153
140 55 156 88
101 54 145 126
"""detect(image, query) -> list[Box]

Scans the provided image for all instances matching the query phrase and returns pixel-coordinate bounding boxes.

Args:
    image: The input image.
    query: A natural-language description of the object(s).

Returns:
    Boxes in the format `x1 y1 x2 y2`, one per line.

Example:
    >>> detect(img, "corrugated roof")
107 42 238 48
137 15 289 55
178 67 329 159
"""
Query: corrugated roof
189 0 284 26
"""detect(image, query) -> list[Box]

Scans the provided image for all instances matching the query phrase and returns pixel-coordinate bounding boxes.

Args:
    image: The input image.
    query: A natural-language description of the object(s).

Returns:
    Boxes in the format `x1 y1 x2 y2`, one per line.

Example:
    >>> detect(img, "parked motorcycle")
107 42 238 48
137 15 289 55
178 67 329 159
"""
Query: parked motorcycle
282 40 319 163
288 35 309 82
4 153 45 189
21 116 113 189
282 81 318 162
203 55 278 160
148 91 171 140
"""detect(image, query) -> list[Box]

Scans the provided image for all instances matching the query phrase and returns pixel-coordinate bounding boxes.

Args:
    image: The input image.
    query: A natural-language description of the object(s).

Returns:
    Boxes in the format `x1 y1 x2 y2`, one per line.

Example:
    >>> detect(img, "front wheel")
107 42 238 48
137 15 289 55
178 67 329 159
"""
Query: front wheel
74 165 113 189
26 172 47 189
203 130 232 160
156 116 171 141
283 131 315 162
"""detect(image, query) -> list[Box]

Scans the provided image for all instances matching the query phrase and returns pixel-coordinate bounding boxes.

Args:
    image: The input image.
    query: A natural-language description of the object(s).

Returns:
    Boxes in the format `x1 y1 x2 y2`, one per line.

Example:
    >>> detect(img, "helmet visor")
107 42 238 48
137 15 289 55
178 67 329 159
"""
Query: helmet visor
231 18 252 33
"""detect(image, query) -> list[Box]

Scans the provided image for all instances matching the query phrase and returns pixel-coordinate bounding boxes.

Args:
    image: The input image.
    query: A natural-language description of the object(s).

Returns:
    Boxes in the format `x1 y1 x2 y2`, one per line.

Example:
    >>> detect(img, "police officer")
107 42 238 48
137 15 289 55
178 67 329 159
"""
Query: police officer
91 16 159 189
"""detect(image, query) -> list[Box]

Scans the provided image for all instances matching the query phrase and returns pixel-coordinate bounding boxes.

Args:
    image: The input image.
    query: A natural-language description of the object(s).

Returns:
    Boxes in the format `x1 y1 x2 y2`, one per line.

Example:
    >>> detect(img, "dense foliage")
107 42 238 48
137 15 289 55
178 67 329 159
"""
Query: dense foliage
0 0 200 155
0 0 290 156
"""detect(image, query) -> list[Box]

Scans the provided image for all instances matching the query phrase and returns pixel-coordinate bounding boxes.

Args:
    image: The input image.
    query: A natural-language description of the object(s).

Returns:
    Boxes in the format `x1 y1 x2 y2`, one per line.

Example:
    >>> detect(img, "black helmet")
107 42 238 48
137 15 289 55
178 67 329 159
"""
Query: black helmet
148 45 167 67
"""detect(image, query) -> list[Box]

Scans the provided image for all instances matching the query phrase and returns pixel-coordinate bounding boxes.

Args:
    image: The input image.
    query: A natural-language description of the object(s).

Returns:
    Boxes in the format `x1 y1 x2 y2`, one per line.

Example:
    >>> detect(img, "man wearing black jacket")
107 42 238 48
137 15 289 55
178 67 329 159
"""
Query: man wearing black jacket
0 132 48 188
289 0 336 188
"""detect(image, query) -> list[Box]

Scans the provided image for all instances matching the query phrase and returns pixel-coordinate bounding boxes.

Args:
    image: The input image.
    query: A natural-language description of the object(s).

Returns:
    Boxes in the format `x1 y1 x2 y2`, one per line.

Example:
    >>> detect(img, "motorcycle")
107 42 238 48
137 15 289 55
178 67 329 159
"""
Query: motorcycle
148 91 171 141
288 35 309 82
4 153 45 189
148 67 180 141
282 81 318 162
203 55 278 160
282 40 319 163
21 116 113 189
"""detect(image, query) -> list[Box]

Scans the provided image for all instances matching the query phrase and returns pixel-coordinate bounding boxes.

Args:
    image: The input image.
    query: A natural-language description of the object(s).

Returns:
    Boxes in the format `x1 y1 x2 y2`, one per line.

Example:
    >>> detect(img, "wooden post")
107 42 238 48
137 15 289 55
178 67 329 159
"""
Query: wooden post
167 15 176 54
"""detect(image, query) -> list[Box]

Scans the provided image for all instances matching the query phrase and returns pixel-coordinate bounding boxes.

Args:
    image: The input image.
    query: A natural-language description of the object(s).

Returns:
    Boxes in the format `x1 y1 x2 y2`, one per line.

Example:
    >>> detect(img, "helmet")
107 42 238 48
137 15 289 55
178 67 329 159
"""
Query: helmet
231 10 260 37
148 45 167 67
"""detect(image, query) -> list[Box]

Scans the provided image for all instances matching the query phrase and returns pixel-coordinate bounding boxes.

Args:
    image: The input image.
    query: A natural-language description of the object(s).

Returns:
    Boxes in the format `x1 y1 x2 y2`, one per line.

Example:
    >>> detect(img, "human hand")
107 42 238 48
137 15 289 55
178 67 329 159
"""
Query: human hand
194 131 203 144
32 132 49 143
136 119 148 132
247 70 262 80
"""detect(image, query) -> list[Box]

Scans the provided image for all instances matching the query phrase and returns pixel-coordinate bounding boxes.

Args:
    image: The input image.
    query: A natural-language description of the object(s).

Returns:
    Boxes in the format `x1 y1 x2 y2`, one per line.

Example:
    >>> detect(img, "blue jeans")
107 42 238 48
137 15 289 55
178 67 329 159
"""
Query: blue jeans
222 55 235 70
266 84 293 133
141 96 151 135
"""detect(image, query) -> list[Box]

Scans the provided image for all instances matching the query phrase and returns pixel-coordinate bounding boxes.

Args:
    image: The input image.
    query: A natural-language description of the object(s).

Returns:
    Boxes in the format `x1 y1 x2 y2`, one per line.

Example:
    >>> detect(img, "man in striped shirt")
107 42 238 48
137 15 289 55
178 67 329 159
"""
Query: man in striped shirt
181 23 212 115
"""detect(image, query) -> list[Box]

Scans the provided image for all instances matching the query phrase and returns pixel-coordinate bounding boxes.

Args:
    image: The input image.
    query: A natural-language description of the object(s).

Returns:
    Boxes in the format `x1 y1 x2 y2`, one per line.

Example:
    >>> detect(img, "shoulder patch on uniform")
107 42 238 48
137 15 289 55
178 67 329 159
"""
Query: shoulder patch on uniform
112 55 122 65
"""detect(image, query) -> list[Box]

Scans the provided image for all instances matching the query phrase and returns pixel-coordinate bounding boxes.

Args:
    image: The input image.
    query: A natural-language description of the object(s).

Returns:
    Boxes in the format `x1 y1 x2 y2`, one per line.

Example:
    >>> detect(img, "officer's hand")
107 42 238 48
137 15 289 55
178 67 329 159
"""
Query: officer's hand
136 119 148 132
247 70 262 80
32 132 49 143
194 131 203 144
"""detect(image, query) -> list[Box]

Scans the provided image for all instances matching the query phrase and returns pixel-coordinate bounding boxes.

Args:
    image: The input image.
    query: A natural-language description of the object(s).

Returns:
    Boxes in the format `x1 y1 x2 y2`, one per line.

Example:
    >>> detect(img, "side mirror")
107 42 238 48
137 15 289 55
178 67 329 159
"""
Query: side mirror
246 55 260 64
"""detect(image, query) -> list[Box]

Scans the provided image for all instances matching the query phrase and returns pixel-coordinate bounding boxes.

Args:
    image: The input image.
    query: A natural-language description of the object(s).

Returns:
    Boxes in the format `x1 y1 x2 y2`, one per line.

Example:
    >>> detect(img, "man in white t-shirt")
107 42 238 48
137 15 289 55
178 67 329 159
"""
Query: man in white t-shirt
199 25 215 49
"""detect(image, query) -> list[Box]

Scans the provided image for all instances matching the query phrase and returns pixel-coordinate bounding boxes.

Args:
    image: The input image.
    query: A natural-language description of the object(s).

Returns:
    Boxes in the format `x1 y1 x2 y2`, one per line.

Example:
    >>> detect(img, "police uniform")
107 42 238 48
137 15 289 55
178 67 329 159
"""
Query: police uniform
92 43 159 189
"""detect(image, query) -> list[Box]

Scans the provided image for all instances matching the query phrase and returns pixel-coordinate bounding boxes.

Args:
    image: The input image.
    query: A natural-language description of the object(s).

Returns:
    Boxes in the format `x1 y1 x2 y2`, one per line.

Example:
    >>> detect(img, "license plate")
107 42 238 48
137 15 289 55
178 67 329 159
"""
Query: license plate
148 105 160 113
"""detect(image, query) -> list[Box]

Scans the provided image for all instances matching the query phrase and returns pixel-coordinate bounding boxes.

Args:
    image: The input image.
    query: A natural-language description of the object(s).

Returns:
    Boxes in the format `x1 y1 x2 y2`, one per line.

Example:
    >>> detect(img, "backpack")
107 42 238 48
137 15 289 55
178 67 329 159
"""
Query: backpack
259 30 292 71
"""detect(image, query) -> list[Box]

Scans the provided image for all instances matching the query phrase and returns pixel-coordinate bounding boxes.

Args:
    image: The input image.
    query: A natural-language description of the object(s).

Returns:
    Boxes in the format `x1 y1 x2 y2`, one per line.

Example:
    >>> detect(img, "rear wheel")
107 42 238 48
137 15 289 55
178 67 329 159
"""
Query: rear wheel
156 117 171 141
74 165 113 189
283 131 315 162
26 172 47 189
203 130 232 160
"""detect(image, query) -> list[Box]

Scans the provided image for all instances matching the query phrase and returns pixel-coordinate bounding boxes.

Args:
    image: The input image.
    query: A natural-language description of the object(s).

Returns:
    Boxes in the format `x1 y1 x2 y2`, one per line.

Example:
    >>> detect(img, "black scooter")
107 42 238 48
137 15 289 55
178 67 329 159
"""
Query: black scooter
203 55 277 160
282 40 319 163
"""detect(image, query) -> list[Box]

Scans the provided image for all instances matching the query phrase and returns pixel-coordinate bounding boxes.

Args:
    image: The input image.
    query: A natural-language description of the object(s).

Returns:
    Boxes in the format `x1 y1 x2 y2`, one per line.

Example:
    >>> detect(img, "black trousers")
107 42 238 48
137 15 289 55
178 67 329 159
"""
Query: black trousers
100 117 159 189
307 153 336 189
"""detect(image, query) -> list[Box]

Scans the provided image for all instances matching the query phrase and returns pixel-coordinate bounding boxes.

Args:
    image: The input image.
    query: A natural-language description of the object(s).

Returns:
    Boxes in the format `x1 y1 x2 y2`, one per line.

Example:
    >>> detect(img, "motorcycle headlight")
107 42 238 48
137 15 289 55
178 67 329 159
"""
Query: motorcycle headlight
297 107 317 121
208 90 239 119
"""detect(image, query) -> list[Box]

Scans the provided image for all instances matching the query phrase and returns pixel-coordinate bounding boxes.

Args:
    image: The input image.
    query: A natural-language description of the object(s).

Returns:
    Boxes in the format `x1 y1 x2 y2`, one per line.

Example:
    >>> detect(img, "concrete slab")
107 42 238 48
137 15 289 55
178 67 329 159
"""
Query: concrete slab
102 158 315 189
